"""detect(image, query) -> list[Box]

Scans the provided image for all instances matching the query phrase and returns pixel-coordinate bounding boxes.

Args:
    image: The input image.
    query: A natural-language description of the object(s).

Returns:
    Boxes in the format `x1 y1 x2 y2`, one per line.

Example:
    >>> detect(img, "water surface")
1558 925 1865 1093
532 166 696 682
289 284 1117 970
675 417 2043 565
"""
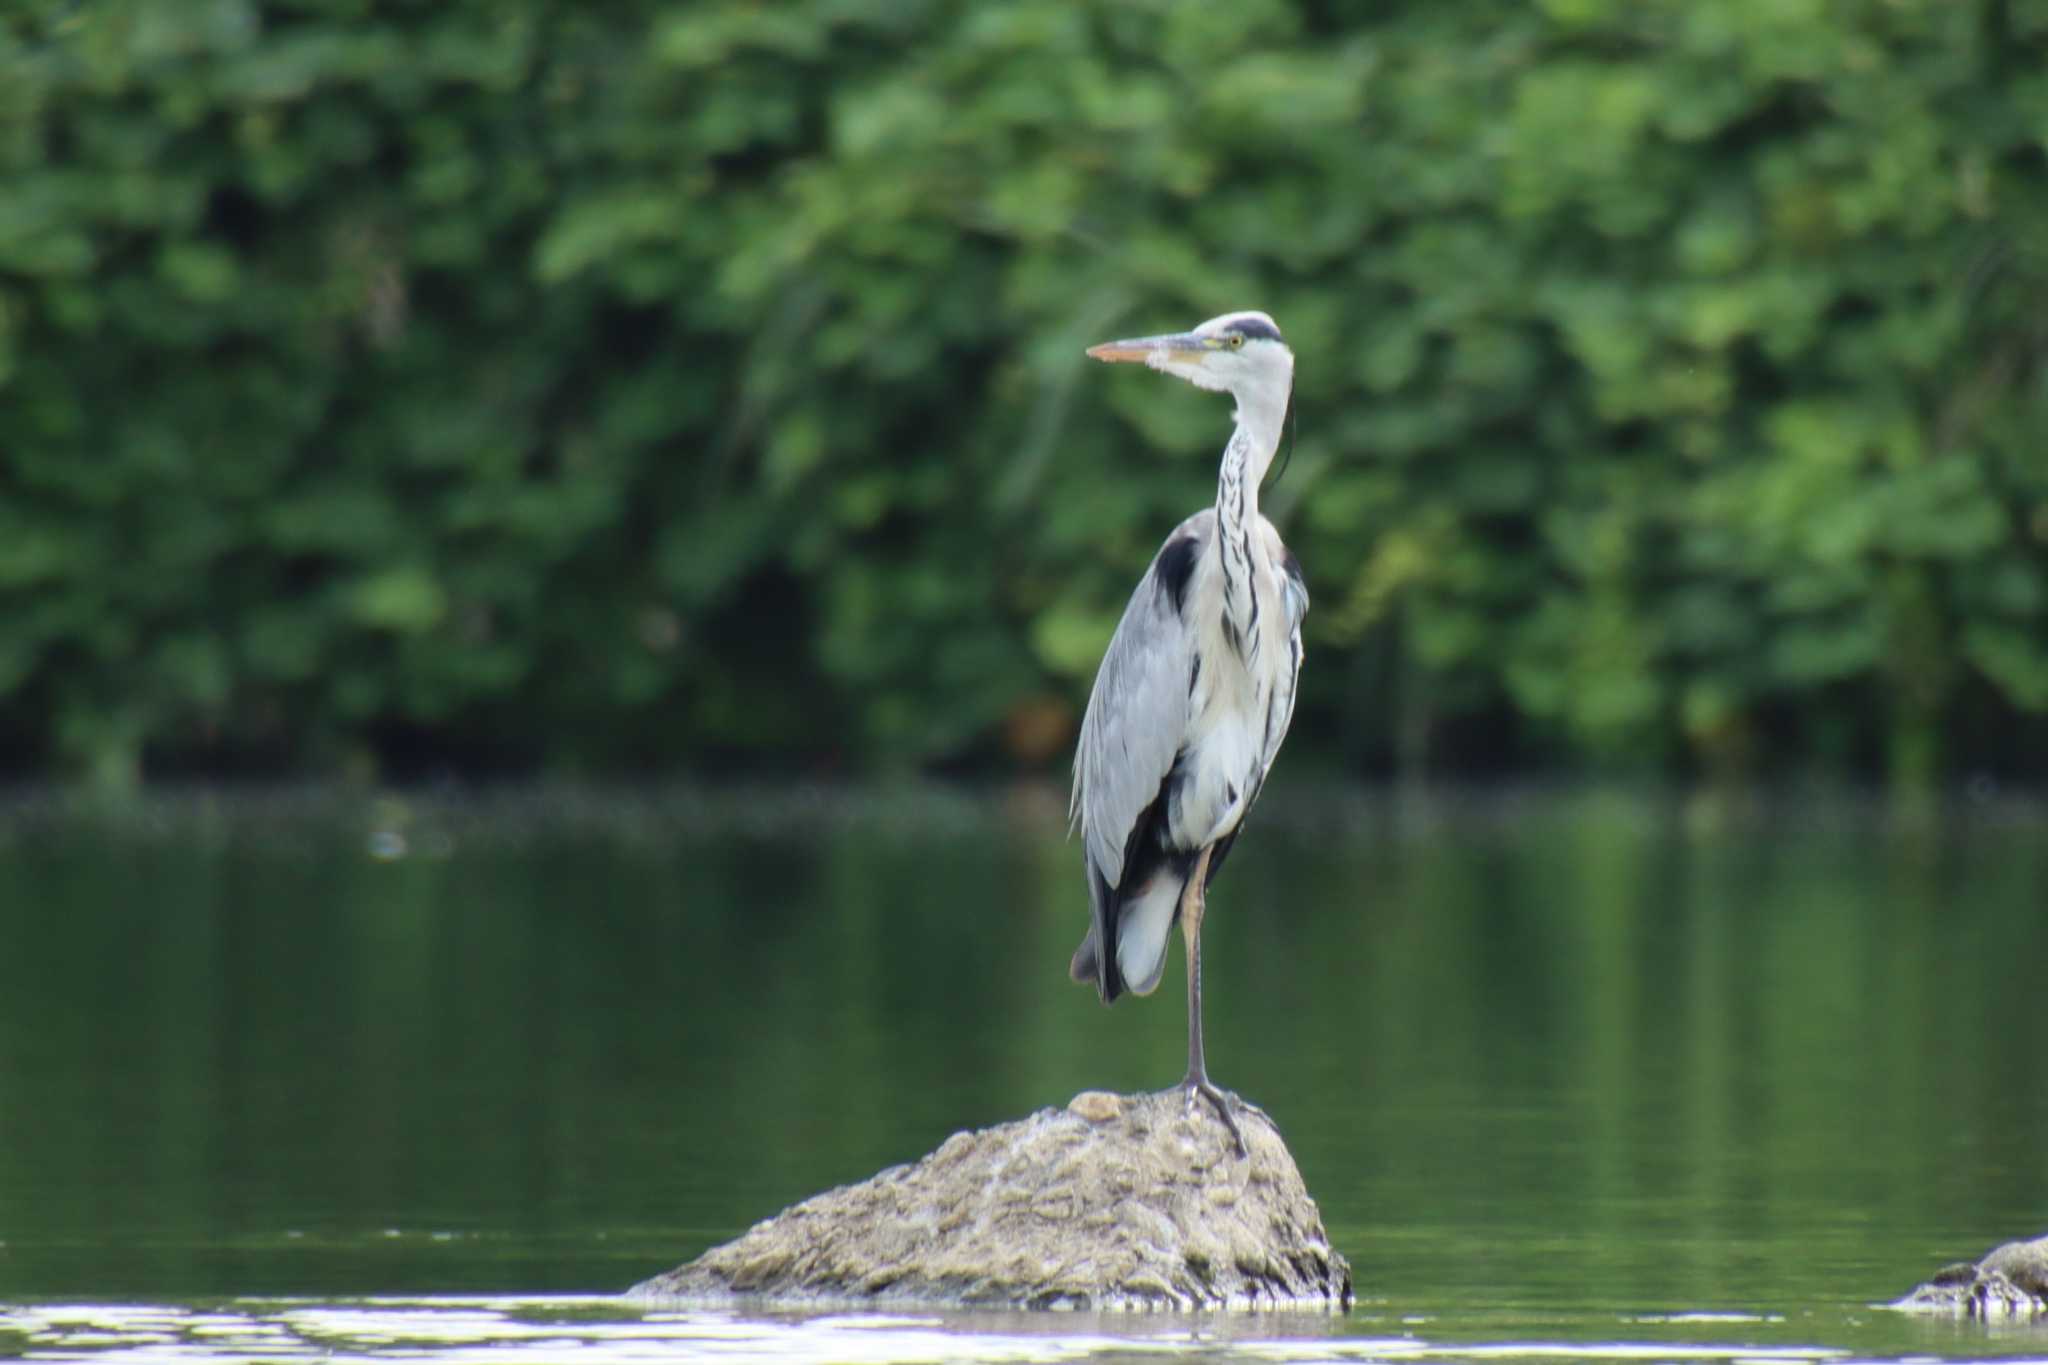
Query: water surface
0 783 2043 1361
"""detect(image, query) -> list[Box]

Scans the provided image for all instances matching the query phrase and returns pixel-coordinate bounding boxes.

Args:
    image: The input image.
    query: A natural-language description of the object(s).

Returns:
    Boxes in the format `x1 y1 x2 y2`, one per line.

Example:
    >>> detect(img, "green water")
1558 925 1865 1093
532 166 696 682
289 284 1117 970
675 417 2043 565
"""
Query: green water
1 784 2044 1362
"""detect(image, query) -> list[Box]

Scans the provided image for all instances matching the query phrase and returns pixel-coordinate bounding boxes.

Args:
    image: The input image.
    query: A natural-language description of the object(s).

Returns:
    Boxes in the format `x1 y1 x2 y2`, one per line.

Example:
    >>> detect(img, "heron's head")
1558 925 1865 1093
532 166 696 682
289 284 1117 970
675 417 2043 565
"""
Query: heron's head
1085 311 1293 406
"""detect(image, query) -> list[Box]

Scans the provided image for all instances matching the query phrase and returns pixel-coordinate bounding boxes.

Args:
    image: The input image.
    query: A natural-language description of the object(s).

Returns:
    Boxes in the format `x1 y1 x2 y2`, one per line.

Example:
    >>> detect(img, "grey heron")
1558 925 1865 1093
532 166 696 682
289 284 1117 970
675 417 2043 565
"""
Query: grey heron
1069 310 1308 1154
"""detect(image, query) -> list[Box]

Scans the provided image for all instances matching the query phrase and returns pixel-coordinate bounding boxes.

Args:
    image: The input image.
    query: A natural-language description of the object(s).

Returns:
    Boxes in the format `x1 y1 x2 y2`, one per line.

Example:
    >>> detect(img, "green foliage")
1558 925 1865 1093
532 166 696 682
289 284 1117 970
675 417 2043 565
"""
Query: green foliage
3 0 2047 786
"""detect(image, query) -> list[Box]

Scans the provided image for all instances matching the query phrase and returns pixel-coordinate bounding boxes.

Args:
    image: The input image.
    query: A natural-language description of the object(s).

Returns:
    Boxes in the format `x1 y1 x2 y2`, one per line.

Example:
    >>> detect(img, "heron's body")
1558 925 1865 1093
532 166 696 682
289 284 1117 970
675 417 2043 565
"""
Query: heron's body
1073 506 1305 1000
1068 310 1307 1149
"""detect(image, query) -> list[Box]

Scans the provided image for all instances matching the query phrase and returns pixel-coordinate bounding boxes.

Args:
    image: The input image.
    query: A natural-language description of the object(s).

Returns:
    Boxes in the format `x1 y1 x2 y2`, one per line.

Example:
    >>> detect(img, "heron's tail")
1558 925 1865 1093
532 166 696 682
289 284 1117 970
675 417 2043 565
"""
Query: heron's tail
1074 862 1128 1004
1110 872 1178 998
1073 859 1181 1004
1069 929 1103 992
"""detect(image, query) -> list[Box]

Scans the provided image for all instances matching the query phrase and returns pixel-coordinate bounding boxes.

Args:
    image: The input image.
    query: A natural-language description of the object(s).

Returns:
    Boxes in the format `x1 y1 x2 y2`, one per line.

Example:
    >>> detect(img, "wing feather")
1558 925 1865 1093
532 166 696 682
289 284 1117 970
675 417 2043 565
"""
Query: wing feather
1070 512 1210 890
1263 534 1310 782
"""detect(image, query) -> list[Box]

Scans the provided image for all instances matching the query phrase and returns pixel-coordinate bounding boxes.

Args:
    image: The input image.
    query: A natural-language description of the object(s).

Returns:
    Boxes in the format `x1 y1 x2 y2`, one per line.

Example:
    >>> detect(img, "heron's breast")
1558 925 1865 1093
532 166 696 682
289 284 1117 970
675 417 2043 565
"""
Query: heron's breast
1171 637 1277 851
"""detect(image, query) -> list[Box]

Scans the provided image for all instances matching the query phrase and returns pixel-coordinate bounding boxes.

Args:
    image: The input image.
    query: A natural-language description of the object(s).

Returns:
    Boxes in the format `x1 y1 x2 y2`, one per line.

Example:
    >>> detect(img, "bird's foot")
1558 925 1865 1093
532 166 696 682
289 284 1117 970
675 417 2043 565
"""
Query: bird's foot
1181 1075 1251 1158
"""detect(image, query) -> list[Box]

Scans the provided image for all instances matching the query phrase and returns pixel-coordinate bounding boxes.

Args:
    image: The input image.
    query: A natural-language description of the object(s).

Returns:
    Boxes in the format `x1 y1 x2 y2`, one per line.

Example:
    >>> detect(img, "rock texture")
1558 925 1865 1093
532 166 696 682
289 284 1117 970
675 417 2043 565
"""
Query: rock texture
1891 1235 2048 1318
630 1089 1352 1311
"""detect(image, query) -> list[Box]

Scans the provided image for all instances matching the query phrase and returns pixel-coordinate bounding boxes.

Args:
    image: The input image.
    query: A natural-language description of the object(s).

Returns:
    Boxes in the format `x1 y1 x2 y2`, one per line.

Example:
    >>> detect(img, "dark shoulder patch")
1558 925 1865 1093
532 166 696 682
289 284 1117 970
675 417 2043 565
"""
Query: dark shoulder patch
1152 533 1201 616
1227 316 1285 343
1280 545 1306 590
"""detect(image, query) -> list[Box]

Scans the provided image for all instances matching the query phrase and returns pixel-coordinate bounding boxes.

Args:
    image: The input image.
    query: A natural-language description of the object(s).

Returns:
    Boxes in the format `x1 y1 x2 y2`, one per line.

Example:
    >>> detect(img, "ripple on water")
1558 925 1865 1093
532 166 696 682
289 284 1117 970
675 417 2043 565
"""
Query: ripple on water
3 1299 2047 1365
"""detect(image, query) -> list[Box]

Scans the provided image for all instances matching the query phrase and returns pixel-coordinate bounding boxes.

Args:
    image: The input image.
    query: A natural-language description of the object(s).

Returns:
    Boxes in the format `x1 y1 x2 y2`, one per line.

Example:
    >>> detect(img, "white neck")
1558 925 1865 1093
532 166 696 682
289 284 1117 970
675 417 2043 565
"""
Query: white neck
1212 388 1288 650
1217 389 1288 521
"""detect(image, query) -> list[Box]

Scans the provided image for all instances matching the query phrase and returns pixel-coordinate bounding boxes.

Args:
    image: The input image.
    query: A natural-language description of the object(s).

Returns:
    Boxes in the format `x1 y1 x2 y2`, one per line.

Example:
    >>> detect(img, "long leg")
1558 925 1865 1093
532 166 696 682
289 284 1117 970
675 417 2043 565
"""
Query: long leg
1178 845 1246 1155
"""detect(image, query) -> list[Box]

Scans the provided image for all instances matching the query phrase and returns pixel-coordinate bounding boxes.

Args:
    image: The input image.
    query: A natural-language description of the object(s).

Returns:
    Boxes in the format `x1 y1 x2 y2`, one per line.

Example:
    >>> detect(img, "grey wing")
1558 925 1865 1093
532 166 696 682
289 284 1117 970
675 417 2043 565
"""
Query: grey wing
1260 541 1310 784
1070 512 1209 890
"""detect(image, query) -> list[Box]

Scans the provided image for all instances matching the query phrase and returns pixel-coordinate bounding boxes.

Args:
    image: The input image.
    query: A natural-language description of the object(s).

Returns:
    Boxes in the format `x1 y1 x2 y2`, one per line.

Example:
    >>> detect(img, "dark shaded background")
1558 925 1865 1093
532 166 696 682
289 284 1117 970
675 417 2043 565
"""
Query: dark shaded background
5 0 2048 790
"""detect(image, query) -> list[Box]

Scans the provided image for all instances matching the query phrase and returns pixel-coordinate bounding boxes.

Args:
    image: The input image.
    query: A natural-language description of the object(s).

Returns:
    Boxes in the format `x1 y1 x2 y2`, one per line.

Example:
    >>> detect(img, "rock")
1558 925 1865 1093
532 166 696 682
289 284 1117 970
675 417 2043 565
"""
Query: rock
1067 1090 1124 1123
629 1089 1352 1311
1891 1235 2048 1318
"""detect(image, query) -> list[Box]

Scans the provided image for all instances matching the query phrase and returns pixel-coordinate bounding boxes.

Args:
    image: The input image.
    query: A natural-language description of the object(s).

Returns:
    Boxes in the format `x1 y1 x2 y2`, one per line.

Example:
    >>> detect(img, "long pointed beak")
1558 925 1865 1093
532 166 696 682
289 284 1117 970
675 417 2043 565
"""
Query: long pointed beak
1086 331 1213 364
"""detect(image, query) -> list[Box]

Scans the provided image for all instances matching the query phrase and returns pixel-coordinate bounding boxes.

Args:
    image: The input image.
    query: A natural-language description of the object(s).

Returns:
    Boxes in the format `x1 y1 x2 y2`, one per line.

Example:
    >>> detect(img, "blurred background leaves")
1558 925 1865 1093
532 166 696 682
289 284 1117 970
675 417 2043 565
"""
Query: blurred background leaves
3 0 2047 789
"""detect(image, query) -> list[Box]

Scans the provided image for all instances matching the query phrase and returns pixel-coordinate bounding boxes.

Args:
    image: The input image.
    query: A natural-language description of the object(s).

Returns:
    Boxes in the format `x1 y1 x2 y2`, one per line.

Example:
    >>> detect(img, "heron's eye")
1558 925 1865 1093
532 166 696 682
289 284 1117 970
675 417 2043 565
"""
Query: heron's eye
1226 334 1245 349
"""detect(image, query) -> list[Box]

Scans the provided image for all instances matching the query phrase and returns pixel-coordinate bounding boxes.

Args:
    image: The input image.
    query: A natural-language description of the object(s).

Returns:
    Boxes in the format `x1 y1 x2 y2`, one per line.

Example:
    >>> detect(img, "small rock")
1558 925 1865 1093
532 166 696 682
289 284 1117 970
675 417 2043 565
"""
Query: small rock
630 1088 1351 1311
1891 1234 2048 1318
1068 1091 1124 1123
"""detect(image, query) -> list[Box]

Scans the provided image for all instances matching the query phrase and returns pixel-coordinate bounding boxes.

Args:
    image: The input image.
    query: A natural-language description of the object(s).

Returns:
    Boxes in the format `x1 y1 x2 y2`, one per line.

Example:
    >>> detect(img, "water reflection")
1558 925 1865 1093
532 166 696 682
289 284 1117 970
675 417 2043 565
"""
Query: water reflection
0 785 2043 1354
